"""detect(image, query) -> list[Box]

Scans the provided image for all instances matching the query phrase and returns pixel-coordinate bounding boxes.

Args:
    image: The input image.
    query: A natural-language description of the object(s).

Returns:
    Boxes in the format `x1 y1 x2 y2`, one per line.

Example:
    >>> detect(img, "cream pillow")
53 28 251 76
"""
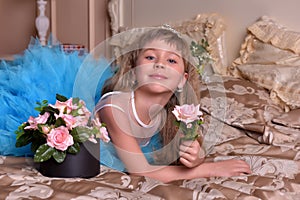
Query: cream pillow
237 64 300 110
248 16 300 54
230 16 300 110
232 35 300 68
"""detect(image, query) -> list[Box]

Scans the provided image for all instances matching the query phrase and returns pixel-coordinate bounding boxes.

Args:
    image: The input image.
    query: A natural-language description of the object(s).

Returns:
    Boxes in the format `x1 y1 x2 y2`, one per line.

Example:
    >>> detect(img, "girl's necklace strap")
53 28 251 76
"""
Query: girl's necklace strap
131 91 155 128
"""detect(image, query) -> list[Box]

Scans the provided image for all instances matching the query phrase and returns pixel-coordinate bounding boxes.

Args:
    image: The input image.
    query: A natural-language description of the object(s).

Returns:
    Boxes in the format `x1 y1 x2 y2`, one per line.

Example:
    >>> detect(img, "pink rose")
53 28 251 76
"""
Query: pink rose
172 104 203 125
55 113 77 129
47 126 74 151
51 98 73 114
77 101 91 120
41 125 51 134
91 118 110 143
91 118 102 128
73 115 89 127
24 112 50 130
99 127 110 143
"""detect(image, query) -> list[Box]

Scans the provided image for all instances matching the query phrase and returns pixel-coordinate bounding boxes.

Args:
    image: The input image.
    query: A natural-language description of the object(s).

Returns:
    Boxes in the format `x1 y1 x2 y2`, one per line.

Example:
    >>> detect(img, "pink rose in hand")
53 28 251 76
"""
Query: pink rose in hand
172 104 203 141
172 104 203 125
47 126 74 151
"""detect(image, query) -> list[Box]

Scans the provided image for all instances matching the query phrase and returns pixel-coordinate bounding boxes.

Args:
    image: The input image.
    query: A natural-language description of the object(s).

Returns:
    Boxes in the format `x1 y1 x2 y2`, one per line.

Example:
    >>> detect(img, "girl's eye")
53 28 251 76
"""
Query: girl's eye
168 59 177 64
145 56 155 60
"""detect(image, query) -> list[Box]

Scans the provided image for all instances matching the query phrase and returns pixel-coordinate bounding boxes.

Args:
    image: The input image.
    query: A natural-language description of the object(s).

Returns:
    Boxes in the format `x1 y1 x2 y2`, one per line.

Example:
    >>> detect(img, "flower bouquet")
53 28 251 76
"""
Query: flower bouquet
172 104 203 141
15 94 110 178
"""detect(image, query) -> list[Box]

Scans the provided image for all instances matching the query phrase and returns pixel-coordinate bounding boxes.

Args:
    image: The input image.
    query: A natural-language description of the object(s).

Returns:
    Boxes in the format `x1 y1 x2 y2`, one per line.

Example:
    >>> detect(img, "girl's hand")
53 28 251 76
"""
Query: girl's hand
179 140 205 168
205 159 252 177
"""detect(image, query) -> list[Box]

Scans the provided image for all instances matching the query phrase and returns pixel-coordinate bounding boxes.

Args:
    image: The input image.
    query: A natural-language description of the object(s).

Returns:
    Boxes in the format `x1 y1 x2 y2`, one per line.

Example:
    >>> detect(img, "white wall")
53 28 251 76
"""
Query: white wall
120 0 300 65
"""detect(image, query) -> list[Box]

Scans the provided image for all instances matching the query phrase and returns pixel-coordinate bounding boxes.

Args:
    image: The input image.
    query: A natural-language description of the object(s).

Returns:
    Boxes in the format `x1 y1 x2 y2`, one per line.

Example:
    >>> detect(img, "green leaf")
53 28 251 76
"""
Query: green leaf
72 127 91 143
67 142 80 154
72 97 80 105
54 117 66 127
173 120 180 127
198 120 204 125
56 93 68 102
15 123 27 139
34 144 55 162
15 132 33 147
42 106 59 115
182 133 198 141
53 150 66 163
31 141 42 153
34 100 48 112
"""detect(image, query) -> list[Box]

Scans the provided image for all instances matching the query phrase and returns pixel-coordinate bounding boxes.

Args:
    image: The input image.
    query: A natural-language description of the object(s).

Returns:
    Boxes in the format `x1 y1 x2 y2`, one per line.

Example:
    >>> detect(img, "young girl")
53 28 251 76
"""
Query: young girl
94 27 251 183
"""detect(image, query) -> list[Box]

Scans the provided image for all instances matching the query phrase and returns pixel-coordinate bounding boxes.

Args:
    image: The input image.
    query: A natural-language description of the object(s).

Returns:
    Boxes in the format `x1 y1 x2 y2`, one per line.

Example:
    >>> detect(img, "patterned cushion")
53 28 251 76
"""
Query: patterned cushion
229 16 300 111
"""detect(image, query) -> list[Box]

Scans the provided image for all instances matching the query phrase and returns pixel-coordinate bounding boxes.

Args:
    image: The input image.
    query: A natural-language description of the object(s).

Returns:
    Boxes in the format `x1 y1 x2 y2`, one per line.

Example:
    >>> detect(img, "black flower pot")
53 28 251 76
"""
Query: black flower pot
38 141 100 178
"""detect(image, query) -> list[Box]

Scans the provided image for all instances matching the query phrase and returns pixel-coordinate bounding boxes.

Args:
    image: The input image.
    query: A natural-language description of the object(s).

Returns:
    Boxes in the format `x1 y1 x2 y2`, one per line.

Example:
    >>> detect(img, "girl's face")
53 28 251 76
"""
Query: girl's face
134 39 188 93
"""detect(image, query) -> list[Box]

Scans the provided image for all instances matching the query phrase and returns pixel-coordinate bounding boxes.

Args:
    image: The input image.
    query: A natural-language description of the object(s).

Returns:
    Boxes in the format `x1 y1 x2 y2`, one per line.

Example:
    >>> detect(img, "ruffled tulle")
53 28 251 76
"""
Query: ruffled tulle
0 38 114 156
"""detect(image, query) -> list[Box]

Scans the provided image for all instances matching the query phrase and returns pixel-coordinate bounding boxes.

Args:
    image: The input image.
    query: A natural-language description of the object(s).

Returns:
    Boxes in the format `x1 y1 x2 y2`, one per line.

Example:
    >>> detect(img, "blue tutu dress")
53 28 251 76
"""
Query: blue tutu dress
0 37 114 156
100 132 163 172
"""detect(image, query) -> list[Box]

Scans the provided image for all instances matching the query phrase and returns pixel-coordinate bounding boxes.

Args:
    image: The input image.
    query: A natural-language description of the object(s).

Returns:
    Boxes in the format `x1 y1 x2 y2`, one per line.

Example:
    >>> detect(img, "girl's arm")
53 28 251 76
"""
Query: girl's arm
99 106 251 183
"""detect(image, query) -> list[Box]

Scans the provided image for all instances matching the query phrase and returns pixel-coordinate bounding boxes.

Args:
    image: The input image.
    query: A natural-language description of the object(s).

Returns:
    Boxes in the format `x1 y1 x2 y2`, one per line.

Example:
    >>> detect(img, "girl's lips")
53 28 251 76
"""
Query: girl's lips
149 73 168 80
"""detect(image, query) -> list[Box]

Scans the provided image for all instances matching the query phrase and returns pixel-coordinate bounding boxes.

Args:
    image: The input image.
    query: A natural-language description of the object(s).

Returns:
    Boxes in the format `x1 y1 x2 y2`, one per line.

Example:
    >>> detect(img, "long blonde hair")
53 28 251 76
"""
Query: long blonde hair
102 27 202 164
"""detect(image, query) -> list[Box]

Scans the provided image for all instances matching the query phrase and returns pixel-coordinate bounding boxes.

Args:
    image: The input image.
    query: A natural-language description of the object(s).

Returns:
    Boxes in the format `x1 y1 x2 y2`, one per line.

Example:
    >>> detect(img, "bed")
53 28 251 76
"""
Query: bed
1 1 300 199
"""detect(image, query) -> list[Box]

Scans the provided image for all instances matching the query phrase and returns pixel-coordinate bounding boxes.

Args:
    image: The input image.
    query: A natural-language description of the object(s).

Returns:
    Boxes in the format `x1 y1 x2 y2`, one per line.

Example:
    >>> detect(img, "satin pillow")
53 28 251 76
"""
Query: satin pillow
229 16 300 111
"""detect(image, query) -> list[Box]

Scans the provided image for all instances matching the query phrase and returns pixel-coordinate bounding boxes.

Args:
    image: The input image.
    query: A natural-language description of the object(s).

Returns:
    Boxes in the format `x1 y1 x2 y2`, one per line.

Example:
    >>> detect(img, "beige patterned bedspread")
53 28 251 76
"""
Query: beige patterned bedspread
1 77 299 200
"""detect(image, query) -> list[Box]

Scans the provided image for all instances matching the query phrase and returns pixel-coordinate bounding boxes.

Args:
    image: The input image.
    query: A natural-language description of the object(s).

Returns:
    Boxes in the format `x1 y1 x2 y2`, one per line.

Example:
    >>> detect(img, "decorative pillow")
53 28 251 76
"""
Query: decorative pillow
247 16 300 54
109 13 228 76
229 16 300 111
236 64 300 110
232 35 300 73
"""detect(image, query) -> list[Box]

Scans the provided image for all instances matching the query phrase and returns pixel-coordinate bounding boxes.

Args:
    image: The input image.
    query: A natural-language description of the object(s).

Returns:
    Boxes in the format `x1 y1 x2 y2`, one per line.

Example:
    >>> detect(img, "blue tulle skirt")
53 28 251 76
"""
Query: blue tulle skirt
100 133 163 172
0 38 114 156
